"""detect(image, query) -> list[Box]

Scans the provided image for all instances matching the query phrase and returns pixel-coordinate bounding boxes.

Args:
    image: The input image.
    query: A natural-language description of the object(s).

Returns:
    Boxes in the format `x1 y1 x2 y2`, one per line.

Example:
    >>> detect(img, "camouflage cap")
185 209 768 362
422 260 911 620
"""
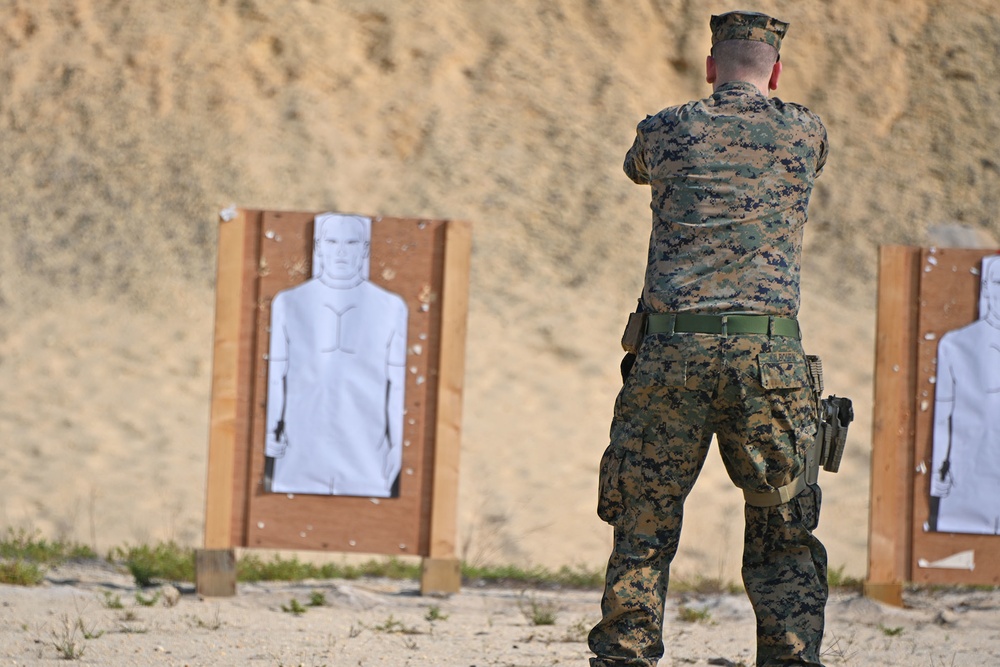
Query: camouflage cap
710 11 788 53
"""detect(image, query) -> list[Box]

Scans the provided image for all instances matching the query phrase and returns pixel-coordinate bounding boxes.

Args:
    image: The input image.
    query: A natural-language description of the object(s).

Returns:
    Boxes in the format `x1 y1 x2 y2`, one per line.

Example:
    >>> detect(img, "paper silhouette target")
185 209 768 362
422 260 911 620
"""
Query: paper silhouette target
929 255 1000 534
264 213 408 497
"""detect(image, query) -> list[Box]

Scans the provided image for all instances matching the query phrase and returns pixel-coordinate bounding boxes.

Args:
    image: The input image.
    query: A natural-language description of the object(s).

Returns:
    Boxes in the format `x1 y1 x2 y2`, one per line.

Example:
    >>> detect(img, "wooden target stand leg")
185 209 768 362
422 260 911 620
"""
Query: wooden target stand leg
195 549 237 597
419 220 471 595
421 558 461 594
197 210 255 597
864 246 920 608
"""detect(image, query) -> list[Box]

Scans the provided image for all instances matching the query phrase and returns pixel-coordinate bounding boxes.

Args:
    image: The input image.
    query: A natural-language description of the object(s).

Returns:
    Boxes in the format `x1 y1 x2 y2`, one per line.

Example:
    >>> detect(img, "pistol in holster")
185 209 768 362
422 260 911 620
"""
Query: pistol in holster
744 355 854 508
804 355 854 485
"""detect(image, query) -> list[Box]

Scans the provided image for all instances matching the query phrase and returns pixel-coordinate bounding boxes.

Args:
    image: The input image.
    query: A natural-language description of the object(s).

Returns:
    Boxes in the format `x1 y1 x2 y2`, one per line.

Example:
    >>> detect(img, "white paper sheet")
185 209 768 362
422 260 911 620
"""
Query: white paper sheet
929 255 1000 534
265 213 408 497
917 550 975 570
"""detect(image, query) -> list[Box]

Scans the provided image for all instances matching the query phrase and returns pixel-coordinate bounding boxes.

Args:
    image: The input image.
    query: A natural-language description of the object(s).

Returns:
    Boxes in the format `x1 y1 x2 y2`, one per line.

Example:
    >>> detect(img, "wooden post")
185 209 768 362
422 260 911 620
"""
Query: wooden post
195 549 237 597
204 210 250 550
420 220 472 595
200 210 259 596
865 246 921 606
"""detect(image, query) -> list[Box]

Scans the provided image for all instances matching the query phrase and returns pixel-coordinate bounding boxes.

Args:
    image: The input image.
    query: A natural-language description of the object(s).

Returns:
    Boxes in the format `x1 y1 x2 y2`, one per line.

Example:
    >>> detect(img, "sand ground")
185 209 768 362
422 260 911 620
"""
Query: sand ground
1 562 999 666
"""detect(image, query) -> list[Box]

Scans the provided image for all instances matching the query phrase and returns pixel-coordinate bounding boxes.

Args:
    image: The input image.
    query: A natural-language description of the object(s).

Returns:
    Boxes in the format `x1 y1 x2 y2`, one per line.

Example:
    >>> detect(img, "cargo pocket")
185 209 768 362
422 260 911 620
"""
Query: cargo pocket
596 444 625 525
597 430 642 526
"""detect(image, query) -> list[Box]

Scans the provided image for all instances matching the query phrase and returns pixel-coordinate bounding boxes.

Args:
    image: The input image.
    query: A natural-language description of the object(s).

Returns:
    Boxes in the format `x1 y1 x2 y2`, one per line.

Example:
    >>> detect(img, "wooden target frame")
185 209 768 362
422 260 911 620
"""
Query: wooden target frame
199 209 470 595
867 245 1000 606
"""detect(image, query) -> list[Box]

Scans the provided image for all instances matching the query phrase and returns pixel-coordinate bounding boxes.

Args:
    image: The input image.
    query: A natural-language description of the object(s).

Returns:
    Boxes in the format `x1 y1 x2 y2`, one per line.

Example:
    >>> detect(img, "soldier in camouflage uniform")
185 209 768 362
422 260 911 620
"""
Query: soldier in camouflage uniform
589 11 829 667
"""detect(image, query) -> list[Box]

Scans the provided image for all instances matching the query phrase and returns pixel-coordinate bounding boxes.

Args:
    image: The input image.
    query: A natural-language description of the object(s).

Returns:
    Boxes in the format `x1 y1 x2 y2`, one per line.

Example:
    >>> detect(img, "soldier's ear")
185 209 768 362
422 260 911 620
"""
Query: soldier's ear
705 55 717 84
768 60 782 91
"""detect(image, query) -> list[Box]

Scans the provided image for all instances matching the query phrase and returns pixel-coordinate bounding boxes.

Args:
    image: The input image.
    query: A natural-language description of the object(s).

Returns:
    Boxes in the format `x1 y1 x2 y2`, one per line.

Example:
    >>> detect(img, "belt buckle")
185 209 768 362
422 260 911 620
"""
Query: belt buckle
720 315 728 336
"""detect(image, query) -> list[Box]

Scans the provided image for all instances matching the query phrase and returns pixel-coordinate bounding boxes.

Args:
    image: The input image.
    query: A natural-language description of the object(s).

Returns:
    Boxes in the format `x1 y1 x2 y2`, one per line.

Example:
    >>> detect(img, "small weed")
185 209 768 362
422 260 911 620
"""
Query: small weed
519 594 559 626
348 623 363 638
307 591 327 607
110 542 194 587
281 598 307 615
101 591 124 609
118 608 140 623
0 559 44 586
0 528 96 564
373 614 421 635
135 590 162 607
879 624 904 637
677 605 712 624
828 564 864 590
190 608 222 630
559 618 591 642
462 562 604 589
76 617 104 640
402 636 419 650
670 575 742 595
425 605 449 622
236 554 421 583
51 614 87 660
822 631 859 662
114 605 148 633
374 615 403 632
241 555 316 582
116 623 148 634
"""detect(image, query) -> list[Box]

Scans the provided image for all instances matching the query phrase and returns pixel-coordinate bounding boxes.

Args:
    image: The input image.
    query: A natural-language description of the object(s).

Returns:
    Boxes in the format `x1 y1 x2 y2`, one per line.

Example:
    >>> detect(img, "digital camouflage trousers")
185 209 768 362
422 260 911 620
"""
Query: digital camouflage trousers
589 332 828 667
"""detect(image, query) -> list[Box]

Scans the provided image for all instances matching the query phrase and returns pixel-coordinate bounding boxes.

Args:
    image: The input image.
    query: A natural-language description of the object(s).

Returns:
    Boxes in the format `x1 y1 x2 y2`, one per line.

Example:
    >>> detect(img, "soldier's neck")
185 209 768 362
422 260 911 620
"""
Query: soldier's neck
713 78 768 96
